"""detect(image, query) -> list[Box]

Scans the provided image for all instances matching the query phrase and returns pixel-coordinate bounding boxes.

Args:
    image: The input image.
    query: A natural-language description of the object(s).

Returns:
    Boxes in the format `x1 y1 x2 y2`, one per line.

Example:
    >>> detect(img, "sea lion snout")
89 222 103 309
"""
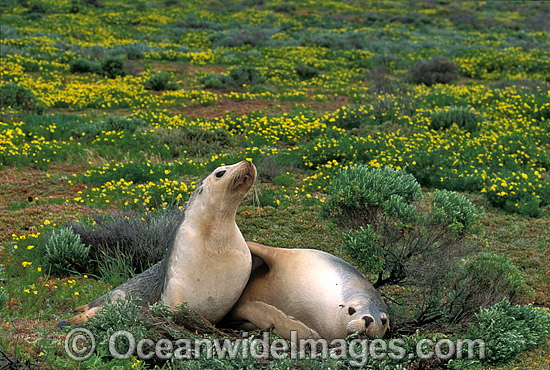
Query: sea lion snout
345 309 389 338
230 161 256 190
363 312 390 338
362 314 374 327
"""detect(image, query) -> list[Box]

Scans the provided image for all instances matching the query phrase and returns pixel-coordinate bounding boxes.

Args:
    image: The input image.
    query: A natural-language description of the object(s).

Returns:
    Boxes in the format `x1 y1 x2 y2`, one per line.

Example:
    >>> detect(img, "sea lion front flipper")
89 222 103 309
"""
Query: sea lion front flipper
233 300 320 340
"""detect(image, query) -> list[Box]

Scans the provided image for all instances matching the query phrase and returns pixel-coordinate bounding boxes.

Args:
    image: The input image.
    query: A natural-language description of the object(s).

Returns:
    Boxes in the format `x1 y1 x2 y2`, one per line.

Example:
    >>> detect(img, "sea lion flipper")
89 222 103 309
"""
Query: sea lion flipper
74 304 88 312
236 301 320 340
246 242 278 269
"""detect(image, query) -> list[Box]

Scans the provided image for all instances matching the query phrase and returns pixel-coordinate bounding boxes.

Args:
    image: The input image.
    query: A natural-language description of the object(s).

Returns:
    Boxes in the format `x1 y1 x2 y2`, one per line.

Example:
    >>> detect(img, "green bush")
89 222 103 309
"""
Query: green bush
431 189 481 235
322 165 421 228
27 2 48 14
227 65 263 87
44 227 90 276
69 207 181 275
104 115 147 133
295 63 319 80
153 126 234 159
200 74 227 89
69 58 102 74
144 72 178 91
0 83 44 113
200 66 263 89
101 55 126 79
430 106 482 132
466 299 550 365
409 56 459 86
85 295 150 357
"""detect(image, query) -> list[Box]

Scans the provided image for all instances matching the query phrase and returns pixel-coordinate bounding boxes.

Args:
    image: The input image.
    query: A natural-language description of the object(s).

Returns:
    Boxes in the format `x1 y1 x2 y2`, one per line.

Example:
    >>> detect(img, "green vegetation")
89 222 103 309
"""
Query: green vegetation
1 0 549 369
43 227 90 276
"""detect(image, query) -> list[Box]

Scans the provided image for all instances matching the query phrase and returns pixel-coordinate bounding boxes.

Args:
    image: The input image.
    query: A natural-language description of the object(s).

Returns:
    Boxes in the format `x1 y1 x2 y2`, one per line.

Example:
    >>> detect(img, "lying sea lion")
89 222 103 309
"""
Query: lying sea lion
58 160 256 326
226 242 389 341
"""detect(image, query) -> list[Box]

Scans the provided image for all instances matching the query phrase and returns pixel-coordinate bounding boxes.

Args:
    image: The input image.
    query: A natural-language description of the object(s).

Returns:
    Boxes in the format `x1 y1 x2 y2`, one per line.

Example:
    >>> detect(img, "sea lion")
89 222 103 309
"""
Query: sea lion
225 242 389 341
58 160 256 326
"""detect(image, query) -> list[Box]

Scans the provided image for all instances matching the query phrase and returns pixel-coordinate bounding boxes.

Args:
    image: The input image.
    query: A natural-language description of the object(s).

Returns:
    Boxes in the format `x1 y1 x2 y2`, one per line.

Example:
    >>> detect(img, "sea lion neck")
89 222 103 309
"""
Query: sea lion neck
183 203 239 241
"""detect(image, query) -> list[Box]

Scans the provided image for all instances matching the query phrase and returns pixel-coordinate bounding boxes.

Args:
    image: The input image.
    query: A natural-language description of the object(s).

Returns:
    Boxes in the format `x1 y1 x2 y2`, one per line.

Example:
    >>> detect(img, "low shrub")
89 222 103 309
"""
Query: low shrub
200 74 226 89
69 207 181 275
104 115 147 133
295 63 319 80
69 58 102 74
201 65 263 89
44 227 90 276
309 31 367 50
27 2 48 14
144 72 178 91
449 12 482 30
227 65 263 87
465 299 550 365
153 127 234 159
0 83 44 113
85 295 150 357
409 56 459 86
271 2 296 13
256 154 297 182
430 107 482 132
101 55 126 79
368 67 395 93
322 165 421 229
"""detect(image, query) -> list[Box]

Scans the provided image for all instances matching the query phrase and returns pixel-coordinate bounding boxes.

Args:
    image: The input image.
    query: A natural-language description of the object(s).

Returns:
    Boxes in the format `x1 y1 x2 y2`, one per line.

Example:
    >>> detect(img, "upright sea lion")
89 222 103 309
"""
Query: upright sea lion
58 160 256 326
225 242 389 341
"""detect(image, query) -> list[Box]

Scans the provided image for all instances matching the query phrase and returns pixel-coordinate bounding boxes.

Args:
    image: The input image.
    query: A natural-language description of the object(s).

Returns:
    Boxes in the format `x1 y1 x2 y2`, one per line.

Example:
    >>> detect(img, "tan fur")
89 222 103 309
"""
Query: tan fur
61 161 256 326
227 242 389 341
161 161 255 323
74 304 88 312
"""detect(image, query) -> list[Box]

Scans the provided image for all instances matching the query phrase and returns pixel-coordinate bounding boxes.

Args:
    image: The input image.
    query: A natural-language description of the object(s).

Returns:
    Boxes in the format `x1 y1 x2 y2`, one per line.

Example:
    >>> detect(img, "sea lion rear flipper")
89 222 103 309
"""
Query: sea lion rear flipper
74 304 89 312
246 242 279 269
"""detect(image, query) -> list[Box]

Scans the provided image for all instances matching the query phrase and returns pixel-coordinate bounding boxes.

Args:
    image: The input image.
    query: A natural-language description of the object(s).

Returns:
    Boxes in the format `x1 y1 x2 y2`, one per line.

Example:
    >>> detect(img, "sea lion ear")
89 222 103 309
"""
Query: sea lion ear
198 187 203 194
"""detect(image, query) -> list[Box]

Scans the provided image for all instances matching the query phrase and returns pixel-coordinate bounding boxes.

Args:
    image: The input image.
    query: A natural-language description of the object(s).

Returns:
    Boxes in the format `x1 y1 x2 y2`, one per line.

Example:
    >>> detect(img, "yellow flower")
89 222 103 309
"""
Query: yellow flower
37 267 42 272
22 261 32 267
74 292 79 296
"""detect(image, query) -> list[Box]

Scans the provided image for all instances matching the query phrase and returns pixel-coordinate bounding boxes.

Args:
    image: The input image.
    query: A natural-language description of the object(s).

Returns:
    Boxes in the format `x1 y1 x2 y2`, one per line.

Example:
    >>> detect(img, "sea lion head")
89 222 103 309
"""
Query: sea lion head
187 160 256 219
338 293 389 338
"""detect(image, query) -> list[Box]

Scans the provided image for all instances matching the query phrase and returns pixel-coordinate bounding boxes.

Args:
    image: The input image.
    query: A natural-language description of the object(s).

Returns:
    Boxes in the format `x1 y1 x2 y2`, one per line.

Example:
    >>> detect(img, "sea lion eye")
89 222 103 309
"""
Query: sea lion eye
216 170 226 178
348 307 356 315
